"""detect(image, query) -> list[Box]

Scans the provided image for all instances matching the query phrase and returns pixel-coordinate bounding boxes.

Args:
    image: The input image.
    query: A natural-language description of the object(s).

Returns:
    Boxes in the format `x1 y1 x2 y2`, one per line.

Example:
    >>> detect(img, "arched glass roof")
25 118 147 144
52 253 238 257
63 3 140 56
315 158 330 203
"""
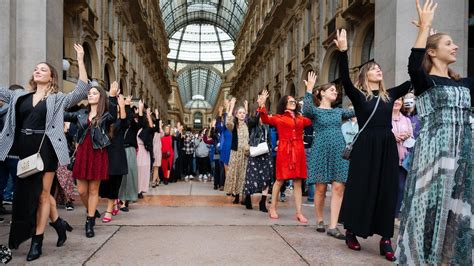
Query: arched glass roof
159 0 248 109
177 67 222 107
184 95 213 109
159 0 248 40
168 24 235 73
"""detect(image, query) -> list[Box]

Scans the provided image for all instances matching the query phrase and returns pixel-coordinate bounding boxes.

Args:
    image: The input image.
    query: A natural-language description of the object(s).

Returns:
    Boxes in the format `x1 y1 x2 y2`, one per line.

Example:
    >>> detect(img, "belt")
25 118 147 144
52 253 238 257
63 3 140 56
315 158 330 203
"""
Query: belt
20 129 46 135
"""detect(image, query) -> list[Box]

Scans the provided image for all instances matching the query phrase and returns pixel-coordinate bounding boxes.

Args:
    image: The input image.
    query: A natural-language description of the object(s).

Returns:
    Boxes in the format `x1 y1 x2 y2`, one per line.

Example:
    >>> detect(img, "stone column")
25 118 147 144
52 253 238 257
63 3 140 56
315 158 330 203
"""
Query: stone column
375 0 468 87
0 0 63 88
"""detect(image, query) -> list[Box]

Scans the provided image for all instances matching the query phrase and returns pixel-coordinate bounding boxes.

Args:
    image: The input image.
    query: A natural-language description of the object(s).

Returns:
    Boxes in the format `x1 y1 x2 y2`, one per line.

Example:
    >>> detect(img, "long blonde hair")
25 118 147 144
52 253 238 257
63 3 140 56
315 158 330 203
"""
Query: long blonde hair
422 33 461 81
28 62 60 95
355 61 390 102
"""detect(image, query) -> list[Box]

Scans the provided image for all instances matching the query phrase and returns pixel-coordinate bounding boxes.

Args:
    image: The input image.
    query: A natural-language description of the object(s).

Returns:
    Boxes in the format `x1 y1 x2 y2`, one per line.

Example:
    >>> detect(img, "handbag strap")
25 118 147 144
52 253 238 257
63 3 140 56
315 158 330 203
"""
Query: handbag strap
351 96 381 145
36 133 47 154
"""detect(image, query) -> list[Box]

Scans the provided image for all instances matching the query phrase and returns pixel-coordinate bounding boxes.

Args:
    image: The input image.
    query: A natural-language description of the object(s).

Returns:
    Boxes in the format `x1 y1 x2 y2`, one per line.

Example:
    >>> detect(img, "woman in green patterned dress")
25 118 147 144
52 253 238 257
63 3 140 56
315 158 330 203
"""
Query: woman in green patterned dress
396 1 473 265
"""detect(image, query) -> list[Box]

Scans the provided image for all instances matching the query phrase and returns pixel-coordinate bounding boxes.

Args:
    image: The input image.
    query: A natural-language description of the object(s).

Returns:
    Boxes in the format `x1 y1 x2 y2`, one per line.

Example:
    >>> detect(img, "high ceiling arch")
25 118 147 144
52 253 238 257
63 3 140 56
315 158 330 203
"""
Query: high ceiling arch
159 0 248 41
177 66 222 107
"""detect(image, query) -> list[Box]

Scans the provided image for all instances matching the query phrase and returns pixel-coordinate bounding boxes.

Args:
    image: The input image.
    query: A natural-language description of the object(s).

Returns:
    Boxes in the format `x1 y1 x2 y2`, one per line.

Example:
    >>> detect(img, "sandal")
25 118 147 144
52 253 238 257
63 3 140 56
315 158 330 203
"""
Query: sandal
316 221 325 233
327 227 345 240
295 214 308 224
102 212 112 223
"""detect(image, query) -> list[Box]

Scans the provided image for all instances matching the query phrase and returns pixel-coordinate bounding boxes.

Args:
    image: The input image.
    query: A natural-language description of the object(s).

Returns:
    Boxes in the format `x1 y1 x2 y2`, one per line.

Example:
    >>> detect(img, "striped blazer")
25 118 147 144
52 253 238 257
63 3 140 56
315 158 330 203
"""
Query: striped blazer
0 80 90 166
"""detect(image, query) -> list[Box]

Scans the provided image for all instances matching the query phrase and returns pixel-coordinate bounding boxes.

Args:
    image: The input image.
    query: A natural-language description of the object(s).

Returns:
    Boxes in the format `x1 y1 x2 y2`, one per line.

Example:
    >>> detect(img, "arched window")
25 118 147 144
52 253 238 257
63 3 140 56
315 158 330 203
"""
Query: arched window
193 112 203 129
288 83 296 97
361 26 374 63
328 53 340 82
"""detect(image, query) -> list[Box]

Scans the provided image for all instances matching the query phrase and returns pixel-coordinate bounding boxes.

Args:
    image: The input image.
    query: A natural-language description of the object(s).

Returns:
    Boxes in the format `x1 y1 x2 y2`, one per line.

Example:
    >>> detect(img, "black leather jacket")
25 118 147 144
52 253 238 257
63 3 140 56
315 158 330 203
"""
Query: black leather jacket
64 97 117 149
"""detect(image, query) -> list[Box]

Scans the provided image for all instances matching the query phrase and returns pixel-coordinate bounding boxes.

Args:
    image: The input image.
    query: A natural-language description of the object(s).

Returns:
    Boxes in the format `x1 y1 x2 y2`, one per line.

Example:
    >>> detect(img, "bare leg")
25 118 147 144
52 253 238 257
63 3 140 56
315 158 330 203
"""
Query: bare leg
35 172 55 235
77 179 90 211
270 180 283 216
49 195 59 222
293 179 304 216
315 183 327 223
152 166 159 184
104 199 114 220
329 182 345 229
87 180 101 217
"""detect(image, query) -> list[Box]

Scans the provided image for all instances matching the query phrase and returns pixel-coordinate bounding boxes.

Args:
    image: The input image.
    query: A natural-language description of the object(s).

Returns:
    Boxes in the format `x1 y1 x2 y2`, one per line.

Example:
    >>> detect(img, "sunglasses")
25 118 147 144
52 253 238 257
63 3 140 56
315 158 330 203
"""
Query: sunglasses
287 100 297 105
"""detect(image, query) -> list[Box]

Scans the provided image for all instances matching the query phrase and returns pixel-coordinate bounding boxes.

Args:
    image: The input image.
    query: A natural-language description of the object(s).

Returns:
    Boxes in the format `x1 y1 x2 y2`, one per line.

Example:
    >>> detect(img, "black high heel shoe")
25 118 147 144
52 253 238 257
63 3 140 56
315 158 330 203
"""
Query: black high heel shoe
49 217 73 247
259 195 268 213
85 216 95 238
26 234 43 261
233 194 240 204
379 238 396 261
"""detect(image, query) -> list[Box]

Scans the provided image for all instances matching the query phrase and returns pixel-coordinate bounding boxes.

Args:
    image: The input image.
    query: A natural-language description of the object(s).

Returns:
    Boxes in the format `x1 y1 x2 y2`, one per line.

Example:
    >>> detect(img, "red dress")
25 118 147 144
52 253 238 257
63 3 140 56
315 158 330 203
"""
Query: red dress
73 131 109 181
258 107 312 180
160 135 174 178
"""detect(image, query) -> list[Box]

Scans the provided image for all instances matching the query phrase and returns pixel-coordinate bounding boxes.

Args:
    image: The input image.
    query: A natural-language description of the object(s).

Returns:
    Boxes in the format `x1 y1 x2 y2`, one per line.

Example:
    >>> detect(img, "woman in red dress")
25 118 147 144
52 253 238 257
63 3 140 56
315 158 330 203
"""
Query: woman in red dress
161 125 174 185
257 90 312 223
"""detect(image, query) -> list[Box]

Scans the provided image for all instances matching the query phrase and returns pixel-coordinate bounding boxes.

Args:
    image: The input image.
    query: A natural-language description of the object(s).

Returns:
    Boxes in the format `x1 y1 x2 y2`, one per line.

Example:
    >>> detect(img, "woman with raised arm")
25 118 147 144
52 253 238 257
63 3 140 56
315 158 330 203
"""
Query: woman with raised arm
257 90 312 223
396 1 473 264
0 44 90 261
65 81 118 238
302 72 355 239
333 29 411 261
224 97 249 204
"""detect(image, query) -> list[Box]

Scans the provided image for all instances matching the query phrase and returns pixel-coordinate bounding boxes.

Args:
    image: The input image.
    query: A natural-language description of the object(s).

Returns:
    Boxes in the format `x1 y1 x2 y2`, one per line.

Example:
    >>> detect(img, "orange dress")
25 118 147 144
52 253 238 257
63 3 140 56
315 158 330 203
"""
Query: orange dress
257 107 311 180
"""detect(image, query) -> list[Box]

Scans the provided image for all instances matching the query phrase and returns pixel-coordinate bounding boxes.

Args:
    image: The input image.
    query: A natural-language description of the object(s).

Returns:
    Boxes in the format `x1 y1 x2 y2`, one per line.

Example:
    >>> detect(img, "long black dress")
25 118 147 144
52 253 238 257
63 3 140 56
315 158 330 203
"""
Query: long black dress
337 51 411 238
99 118 129 199
9 93 58 249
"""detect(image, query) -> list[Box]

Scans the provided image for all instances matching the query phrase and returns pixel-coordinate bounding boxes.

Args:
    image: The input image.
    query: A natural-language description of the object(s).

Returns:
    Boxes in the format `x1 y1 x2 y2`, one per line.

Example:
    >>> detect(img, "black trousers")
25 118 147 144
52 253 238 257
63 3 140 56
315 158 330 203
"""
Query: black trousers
183 154 194 176
196 156 210 175
213 159 221 187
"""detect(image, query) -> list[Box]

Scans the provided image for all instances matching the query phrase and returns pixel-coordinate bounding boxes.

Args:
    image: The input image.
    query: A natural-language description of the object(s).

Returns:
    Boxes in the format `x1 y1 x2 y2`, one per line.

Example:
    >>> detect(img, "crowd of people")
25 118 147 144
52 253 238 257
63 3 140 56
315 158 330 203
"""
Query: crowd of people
0 0 472 264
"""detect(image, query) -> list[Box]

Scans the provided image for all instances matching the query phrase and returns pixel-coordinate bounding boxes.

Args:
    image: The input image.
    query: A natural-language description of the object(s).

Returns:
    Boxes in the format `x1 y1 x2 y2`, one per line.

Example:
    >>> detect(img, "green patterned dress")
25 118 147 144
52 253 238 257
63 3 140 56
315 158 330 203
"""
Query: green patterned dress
396 48 473 265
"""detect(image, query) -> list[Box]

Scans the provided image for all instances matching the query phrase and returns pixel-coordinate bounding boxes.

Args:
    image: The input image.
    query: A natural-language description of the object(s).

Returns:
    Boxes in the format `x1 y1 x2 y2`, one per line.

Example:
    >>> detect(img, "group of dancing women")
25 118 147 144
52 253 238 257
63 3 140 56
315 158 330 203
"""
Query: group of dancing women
0 0 471 264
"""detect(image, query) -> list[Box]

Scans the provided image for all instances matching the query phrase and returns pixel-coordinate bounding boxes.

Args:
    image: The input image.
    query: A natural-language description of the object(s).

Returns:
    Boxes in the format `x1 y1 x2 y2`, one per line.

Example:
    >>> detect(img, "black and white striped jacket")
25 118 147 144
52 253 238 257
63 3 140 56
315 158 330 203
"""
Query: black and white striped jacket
0 80 90 165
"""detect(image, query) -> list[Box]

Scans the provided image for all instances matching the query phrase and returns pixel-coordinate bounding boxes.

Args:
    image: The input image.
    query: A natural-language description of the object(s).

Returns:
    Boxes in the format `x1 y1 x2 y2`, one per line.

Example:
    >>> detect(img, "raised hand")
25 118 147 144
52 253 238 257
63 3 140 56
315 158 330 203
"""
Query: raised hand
125 95 132 105
218 105 224 115
230 97 237 106
138 99 145 113
257 90 269 107
304 71 317 93
244 99 248 112
110 81 120 97
117 94 125 107
146 107 152 117
74 43 84 62
412 0 438 28
333 29 348 52
154 108 160 119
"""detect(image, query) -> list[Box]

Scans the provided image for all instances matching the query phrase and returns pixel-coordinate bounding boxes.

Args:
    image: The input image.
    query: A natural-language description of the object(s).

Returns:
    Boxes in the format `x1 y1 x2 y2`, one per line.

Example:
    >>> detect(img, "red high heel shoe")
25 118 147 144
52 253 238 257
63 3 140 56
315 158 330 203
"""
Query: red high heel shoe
345 231 361 251
102 212 112 223
379 239 396 262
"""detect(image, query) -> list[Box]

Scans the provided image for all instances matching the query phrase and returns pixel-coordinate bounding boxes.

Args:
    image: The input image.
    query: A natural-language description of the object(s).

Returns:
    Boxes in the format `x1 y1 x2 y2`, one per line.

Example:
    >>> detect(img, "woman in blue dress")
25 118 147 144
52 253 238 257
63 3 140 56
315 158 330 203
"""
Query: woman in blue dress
303 72 355 239
215 99 232 190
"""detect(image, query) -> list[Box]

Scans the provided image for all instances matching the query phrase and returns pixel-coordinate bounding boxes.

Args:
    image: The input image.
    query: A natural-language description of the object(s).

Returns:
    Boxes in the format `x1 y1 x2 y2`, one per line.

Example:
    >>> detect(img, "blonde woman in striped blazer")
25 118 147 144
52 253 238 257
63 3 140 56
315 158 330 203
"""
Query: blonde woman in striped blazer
0 44 90 261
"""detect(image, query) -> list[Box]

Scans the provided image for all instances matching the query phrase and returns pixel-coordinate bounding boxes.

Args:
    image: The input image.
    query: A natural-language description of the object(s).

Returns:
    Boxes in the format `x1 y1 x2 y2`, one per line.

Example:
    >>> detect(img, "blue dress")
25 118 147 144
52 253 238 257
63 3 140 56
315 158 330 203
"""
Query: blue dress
216 113 232 165
303 92 355 184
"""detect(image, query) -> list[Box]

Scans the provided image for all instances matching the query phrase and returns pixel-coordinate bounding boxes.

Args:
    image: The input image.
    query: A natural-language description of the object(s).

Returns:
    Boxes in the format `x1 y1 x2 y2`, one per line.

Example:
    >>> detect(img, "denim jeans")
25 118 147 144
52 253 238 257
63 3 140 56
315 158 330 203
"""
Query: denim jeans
0 158 18 202
307 184 315 202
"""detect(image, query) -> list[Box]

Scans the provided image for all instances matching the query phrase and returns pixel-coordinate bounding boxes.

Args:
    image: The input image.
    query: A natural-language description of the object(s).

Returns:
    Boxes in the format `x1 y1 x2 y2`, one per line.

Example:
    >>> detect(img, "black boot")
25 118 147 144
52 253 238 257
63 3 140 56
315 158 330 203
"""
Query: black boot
26 234 43 261
49 217 73 247
85 216 95 238
259 195 268 213
244 195 253 209
233 194 240 204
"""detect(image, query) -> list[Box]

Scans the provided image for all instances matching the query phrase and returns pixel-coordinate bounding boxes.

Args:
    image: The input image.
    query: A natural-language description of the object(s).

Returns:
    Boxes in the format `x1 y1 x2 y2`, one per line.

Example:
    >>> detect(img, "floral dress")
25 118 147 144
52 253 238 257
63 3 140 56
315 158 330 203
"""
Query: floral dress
224 120 249 195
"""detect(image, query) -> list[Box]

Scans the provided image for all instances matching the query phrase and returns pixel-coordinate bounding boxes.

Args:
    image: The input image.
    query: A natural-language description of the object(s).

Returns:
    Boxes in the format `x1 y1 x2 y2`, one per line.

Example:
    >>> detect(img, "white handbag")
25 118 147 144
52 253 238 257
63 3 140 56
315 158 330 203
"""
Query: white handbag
17 133 46 178
249 129 269 157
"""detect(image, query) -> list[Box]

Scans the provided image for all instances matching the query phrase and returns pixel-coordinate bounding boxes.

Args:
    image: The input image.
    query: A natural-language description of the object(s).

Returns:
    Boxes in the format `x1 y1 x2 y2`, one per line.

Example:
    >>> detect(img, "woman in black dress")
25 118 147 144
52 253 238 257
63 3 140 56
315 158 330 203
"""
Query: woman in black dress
99 94 129 223
334 29 411 261
0 44 89 261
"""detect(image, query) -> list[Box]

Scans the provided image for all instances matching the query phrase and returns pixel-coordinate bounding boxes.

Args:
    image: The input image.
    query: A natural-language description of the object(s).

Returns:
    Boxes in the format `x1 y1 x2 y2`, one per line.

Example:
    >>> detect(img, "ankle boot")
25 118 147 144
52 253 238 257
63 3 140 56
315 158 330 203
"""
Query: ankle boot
50 217 73 247
85 216 95 238
244 195 253 209
26 234 43 261
233 194 240 204
259 195 268 213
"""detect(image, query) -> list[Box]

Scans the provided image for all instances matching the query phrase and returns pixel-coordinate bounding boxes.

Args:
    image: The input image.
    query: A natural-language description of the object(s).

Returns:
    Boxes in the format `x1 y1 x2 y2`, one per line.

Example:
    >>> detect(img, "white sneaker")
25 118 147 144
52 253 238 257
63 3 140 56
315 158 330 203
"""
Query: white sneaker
190 175 194 180
203 175 208 182
185 175 189 182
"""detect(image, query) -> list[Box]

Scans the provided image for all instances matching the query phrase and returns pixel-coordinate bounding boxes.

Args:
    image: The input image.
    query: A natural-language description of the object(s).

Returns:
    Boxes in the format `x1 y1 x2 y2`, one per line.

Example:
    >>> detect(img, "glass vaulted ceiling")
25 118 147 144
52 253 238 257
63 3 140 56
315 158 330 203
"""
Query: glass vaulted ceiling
159 0 248 108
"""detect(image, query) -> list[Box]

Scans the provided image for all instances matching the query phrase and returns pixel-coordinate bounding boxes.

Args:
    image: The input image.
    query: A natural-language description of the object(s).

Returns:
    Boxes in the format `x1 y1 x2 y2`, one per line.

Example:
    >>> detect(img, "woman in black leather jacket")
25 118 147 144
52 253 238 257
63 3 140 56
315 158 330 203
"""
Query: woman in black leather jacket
64 81 118 238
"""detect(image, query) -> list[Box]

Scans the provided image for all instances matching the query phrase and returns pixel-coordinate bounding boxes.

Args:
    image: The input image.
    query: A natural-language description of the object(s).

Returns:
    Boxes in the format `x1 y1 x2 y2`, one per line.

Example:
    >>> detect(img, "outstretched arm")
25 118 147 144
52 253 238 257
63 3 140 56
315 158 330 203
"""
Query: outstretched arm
64 43 91 109
334 29 361 103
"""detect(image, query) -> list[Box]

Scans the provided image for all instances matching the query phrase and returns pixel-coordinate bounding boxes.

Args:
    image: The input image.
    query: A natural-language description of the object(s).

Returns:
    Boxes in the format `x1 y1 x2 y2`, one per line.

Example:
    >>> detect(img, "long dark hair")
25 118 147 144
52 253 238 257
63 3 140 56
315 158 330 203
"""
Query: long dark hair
28 62 60 95
88 86 109 127
276 95 301 115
